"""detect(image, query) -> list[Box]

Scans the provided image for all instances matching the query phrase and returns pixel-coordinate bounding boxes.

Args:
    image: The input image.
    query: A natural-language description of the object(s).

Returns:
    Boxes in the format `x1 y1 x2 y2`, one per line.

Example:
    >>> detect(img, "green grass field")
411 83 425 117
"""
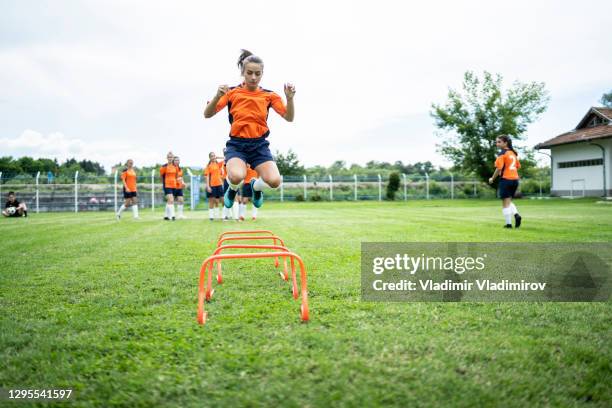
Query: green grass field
1 199 611 407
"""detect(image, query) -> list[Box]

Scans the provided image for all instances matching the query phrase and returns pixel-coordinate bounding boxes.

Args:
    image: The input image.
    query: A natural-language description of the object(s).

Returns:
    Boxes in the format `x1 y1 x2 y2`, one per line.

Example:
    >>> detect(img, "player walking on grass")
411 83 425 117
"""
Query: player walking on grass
116 159 139 220
204 152 224 221
489 135 522 229
240 164 259 221
160 151 177 221
203 49 295 211
173 156 186 219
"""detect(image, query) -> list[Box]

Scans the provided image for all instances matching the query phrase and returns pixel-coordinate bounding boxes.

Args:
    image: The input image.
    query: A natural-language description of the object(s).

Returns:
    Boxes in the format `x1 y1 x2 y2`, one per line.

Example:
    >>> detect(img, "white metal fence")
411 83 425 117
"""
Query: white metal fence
0 171 550 212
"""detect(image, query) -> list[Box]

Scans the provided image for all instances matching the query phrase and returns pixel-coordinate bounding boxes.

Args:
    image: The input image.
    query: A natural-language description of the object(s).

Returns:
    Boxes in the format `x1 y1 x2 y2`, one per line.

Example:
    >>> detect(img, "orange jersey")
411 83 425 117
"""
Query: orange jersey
160 163 178 188
215 84 287 139
121 168 137 192
176 167 185 189
204 161 223 187
244 166 258 184
495 149 521 180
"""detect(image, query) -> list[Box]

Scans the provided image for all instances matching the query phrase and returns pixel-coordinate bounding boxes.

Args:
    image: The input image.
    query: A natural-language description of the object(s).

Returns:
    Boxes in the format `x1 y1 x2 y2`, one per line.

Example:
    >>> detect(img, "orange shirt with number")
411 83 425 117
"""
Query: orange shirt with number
495 149 520 180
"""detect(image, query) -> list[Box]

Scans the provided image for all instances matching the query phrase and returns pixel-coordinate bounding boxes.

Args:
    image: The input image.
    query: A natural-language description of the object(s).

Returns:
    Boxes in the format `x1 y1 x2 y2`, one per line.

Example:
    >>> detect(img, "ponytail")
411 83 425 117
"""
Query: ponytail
498 135 518 157
237 49 264 73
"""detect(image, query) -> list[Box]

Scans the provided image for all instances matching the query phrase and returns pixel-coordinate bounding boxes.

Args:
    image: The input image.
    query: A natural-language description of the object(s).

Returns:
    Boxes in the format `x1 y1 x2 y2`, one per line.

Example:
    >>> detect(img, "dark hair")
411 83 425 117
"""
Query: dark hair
497 135 518 157
8 191 15 196
237 49 263 73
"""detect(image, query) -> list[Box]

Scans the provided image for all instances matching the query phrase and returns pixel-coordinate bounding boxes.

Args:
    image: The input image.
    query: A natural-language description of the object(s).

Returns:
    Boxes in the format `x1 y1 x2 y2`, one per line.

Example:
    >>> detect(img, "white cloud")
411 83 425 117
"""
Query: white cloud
0 130 159 171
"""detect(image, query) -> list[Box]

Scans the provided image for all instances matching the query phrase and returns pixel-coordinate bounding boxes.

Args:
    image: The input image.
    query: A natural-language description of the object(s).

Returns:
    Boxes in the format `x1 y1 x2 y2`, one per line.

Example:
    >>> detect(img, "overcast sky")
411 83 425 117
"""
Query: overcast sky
1 0 611 171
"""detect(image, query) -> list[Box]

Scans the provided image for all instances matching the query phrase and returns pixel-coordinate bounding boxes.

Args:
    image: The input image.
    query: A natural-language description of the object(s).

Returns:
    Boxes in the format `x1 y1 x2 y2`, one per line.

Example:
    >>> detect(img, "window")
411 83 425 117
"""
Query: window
558 158 603 168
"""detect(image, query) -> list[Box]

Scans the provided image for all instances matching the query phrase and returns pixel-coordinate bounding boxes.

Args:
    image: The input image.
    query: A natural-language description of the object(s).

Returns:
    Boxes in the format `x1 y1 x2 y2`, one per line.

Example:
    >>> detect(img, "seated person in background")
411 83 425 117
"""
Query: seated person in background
2 191 28 218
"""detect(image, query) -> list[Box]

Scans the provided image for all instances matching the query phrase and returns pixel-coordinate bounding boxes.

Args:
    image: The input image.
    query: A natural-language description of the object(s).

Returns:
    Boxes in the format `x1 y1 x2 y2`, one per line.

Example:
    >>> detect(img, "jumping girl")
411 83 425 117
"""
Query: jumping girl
203 49 295 210
204 151 224 221
116 159 139 220
160 151 177 221
173 156 186 219
489 135 522 228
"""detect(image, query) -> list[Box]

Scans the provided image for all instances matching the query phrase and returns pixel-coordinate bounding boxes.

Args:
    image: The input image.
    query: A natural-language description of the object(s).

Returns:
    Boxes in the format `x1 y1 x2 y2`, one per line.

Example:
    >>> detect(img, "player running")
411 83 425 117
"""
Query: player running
173 156 186 219
116 159 139 220
204 152 224 221
489 135 522 229
240 165 259 221
203 49 295 212
160 151 178 221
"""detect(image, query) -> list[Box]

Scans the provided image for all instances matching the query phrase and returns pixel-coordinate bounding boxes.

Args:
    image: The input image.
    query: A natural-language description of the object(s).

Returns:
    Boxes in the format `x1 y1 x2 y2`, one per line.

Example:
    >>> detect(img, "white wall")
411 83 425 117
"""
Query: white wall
550 140 611 196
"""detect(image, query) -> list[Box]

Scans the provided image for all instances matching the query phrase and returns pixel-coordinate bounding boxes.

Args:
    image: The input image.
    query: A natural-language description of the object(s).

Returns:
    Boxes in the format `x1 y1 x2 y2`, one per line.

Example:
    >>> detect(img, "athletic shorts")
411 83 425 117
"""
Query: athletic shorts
224 136 273 169
242 182 253 198
207 185 223 198
163 187 175 196
498 178 519 199
123 189 137 199
173 189 184 197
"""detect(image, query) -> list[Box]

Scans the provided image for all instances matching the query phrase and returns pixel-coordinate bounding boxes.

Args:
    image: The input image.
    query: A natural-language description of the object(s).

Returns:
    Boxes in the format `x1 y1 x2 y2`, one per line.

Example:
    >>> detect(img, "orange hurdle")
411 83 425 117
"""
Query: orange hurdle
217 230 282 266
210 244 299 299
215 235 288 282
197 251 309 325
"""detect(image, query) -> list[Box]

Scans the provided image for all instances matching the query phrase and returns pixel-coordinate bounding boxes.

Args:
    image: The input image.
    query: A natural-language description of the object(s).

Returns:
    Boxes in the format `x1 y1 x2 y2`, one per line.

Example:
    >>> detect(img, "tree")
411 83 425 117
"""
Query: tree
275 149 305 176
431 71 549 184
386 172 400 200
600 90 612 108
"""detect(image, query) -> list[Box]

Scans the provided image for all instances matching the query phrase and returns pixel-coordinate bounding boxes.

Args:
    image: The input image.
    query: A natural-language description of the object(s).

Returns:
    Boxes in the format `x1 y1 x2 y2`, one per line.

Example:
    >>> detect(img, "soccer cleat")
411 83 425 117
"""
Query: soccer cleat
239 216 244 221
116 213 121 220
514 214 522 229
251 179 263 208
172 217 176 221
252 216 256 221
224 188 237 208
503 224 512 229
164 217 170 221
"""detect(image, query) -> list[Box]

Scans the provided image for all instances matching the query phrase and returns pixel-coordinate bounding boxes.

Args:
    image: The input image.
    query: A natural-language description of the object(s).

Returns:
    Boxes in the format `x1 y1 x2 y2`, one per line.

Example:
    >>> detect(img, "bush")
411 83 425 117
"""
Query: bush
294 193 305 202
310 194 322 202
386 172 400 200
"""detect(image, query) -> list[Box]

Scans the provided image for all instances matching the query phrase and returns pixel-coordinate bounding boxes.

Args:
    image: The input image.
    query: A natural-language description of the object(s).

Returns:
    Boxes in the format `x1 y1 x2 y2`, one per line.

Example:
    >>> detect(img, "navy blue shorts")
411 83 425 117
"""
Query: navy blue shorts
223 179 229 194
173 189 184 197
123 189 137 199
498 178 519 199
224 136 274 169
207 185 223 198
163 187 175 196
242 182 253 198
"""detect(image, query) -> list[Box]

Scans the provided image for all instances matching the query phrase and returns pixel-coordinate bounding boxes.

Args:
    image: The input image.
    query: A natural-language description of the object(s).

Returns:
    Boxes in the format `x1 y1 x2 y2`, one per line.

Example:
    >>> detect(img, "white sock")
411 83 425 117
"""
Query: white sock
167 204 175 218
208 208 214 219
502 207 512 225
253 178 272 191
214 207 220 219
118 204 126 215
252 206 258 218
164 205 170 218
177 204 184 217
510 203 518 215
232 202 238 219
222 206 228 218
132 205 139 218
239 203 246 218
228 180 243 191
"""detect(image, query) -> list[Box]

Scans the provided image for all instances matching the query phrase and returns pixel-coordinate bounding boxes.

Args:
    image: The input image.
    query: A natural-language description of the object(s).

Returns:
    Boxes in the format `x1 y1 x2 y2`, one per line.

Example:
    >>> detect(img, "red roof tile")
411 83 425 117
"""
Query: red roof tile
535 124 612 149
